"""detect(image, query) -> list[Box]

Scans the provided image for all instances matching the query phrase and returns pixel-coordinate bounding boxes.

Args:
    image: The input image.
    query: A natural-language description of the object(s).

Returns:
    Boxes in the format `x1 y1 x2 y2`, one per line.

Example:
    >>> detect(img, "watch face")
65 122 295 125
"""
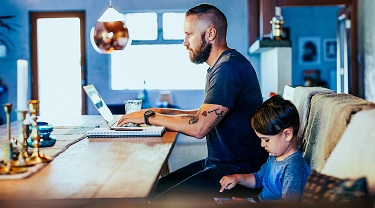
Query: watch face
145 110 154 116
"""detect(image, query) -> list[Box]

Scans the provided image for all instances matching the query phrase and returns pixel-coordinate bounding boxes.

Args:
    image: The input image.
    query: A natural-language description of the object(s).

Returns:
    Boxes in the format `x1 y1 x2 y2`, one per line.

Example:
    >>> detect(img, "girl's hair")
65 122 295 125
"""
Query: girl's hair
251 95 300 137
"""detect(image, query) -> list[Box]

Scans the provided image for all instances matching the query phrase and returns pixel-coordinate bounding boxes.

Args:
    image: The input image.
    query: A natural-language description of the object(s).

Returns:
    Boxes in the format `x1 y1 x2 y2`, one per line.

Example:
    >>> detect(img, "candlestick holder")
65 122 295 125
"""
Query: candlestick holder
0 138 12 174
0 142 27 175
11 110 30 167
4 103 12 142
26 100 51 165
0 108 27 175
24 114 31 140
4 103 18 152
3 103 17 158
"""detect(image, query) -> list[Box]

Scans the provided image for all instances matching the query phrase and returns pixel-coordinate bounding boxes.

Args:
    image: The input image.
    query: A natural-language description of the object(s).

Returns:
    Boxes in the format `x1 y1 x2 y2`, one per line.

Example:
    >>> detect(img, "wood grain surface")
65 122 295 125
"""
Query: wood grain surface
0 115 178 200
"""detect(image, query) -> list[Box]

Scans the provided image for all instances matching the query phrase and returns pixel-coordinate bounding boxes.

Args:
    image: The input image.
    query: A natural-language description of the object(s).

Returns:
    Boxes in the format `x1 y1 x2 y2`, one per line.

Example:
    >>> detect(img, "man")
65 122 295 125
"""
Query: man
118 3 268 202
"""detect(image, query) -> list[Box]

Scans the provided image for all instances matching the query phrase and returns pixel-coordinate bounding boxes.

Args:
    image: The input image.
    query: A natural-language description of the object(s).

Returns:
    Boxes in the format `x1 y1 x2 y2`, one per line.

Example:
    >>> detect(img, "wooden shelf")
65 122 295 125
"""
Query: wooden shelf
249 39 292 54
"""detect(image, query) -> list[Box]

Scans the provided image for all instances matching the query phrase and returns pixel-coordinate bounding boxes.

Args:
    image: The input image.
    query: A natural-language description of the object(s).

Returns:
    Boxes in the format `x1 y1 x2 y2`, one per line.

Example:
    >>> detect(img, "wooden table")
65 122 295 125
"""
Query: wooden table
0 115 178 206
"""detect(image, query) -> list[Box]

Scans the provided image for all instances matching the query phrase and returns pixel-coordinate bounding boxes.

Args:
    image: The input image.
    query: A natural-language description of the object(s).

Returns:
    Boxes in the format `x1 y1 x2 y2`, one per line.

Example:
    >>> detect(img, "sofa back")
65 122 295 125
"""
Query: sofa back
303 93 375 171
283 85 375 196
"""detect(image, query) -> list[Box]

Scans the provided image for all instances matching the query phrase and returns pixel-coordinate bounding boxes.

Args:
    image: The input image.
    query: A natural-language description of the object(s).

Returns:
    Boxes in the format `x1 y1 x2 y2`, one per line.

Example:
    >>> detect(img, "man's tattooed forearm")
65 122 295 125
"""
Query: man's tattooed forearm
188 116 199 124
189 108 226 127
208 108 225 129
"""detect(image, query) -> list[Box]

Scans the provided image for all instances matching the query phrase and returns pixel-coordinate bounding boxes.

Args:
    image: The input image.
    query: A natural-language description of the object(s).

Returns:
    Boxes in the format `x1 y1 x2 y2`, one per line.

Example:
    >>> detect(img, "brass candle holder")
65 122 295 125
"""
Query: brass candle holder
0 141 13 174
24 113 31 140
4 103 12 142
26 100 51 165
0 141 27 174
4 103 18 149
12 110 29 167
0 104 27 175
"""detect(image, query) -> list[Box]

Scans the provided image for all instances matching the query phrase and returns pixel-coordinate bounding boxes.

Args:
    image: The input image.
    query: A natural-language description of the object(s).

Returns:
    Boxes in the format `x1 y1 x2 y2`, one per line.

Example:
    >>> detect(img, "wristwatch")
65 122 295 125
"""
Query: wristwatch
144 110 155 125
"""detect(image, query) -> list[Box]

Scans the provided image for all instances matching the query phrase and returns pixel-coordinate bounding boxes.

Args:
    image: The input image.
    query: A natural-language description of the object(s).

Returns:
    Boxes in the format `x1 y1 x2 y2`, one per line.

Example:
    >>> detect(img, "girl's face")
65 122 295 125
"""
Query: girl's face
255 128 294 160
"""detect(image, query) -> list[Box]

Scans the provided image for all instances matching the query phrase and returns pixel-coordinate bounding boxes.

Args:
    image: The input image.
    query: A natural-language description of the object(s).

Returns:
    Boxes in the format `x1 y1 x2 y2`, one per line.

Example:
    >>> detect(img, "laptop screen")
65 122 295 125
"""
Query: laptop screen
83 85 116 125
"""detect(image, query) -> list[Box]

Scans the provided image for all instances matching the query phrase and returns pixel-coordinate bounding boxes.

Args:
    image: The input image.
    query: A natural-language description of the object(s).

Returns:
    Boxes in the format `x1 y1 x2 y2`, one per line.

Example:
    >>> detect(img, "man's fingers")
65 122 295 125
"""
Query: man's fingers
117 116 127 126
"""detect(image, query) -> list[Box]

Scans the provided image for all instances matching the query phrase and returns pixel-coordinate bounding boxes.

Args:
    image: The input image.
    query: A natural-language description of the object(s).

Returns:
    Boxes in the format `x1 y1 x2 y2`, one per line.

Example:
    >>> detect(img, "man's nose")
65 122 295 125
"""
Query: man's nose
183 37 189 46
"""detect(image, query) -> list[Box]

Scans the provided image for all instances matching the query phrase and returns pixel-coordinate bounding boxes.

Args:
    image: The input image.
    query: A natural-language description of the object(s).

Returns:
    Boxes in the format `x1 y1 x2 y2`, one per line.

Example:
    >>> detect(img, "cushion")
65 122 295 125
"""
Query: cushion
303 170 368 202
321 109 375 195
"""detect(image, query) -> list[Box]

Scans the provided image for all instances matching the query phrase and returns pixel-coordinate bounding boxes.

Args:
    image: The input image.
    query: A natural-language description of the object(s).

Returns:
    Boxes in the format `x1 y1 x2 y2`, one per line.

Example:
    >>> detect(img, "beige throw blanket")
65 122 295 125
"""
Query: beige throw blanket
292 86 334 146
303 93 375 171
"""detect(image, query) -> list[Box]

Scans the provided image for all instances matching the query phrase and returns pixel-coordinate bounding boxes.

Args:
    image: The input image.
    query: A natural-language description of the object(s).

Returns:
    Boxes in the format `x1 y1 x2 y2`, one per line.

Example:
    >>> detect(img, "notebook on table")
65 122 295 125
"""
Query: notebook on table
83 84 166 137
86 126 166 138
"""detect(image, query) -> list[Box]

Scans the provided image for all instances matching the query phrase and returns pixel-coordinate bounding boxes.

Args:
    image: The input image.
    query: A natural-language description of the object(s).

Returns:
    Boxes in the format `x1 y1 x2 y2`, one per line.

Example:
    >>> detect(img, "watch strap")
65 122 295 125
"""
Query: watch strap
144 110 155 125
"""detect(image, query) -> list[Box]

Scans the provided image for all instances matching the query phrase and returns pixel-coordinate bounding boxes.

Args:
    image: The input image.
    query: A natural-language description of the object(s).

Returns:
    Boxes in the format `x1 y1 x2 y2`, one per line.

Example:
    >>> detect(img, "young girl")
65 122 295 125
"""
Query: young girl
219 95 310 201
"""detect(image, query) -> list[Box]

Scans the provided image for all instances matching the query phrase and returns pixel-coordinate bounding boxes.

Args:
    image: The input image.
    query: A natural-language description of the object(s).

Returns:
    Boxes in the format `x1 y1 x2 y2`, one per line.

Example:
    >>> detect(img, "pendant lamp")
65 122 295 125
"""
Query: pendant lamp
90 0 129 54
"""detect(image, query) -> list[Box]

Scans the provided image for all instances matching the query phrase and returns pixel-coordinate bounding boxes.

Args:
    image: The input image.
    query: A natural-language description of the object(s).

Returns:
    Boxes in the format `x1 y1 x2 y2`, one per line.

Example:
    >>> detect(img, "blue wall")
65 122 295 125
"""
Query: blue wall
282 6 343 90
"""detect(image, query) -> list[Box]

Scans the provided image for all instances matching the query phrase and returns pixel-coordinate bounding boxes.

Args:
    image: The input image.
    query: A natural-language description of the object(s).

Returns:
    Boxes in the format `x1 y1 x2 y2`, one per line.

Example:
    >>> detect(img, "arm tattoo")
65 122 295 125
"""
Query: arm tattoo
208 108 225 129
187 109 204 125
188 115 199 124
188 108 226 127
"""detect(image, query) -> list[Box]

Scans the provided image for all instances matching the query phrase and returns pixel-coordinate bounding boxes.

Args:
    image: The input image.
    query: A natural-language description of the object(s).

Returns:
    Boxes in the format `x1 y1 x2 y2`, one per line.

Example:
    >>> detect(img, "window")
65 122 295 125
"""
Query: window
162 13 185 40
111 12 208 90
125 13 157 40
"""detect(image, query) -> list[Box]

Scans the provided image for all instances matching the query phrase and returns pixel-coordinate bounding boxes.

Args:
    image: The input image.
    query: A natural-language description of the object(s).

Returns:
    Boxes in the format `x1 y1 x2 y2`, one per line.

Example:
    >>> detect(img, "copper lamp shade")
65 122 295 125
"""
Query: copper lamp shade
91 21 129 54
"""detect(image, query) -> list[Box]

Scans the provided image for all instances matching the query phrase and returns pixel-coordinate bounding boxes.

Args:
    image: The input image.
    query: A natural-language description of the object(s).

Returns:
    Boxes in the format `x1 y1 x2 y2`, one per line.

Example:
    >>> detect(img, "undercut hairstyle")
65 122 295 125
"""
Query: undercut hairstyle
251 95 300 138
186 3 228 37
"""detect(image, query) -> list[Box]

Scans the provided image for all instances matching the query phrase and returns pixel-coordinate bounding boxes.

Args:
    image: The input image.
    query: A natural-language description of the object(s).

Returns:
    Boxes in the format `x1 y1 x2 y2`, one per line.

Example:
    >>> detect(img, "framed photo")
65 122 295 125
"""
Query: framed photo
299 37 320 65
324 39 337 61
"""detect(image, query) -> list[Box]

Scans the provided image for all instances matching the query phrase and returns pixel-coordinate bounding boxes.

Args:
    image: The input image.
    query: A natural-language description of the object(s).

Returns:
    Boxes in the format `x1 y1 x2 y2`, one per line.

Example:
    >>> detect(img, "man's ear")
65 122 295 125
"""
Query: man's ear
207 27 217 41
283 128 294 142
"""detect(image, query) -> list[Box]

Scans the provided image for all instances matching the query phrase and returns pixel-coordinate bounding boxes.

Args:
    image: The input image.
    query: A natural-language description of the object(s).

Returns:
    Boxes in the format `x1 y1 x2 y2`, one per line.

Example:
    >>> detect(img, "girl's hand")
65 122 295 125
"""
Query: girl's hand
219 175 238 192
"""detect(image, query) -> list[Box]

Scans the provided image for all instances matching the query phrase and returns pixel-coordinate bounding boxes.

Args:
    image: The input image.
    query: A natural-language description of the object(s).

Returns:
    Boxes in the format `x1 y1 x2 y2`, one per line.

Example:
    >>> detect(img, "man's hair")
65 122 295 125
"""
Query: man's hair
186 3 227 37
251 95 300 138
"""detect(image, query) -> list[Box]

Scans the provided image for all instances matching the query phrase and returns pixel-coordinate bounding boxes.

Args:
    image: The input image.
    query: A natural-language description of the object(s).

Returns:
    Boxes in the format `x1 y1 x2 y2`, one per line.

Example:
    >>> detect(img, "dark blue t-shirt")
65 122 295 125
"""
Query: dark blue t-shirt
204 49 268 171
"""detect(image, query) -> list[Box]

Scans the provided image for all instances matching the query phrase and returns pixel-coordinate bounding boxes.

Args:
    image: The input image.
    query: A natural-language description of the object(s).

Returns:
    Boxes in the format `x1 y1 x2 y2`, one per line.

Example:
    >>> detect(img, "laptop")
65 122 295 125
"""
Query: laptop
83 84 139 130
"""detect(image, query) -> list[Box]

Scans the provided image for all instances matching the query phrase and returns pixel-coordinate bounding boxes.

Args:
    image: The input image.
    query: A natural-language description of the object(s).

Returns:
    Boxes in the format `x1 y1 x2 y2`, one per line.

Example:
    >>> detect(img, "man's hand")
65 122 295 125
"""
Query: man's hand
117 109 147 126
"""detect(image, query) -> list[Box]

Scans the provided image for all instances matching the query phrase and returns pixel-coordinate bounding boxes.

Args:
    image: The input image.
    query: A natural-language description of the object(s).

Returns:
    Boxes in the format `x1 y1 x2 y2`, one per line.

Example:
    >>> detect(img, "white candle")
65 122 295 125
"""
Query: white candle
17 59 29 110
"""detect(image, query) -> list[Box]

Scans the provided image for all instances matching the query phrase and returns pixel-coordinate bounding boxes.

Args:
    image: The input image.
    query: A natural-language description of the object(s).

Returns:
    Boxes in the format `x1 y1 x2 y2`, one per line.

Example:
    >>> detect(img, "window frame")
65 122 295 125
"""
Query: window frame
125 11 185 45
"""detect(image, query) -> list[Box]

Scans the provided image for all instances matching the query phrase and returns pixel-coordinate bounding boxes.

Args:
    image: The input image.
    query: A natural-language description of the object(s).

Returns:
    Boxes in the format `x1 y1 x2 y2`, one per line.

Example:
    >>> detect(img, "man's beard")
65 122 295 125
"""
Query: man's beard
188 35 212 64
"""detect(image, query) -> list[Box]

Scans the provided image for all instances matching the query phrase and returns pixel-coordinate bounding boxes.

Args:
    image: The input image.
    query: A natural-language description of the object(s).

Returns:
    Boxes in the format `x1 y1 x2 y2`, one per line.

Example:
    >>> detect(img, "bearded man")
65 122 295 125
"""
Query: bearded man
118 3 268 202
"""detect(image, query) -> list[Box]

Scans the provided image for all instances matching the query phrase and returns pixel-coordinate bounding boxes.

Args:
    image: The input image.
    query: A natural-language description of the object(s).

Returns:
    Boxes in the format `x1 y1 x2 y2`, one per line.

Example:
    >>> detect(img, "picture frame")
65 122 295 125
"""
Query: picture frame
299 37 320 65
324 39 337 61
